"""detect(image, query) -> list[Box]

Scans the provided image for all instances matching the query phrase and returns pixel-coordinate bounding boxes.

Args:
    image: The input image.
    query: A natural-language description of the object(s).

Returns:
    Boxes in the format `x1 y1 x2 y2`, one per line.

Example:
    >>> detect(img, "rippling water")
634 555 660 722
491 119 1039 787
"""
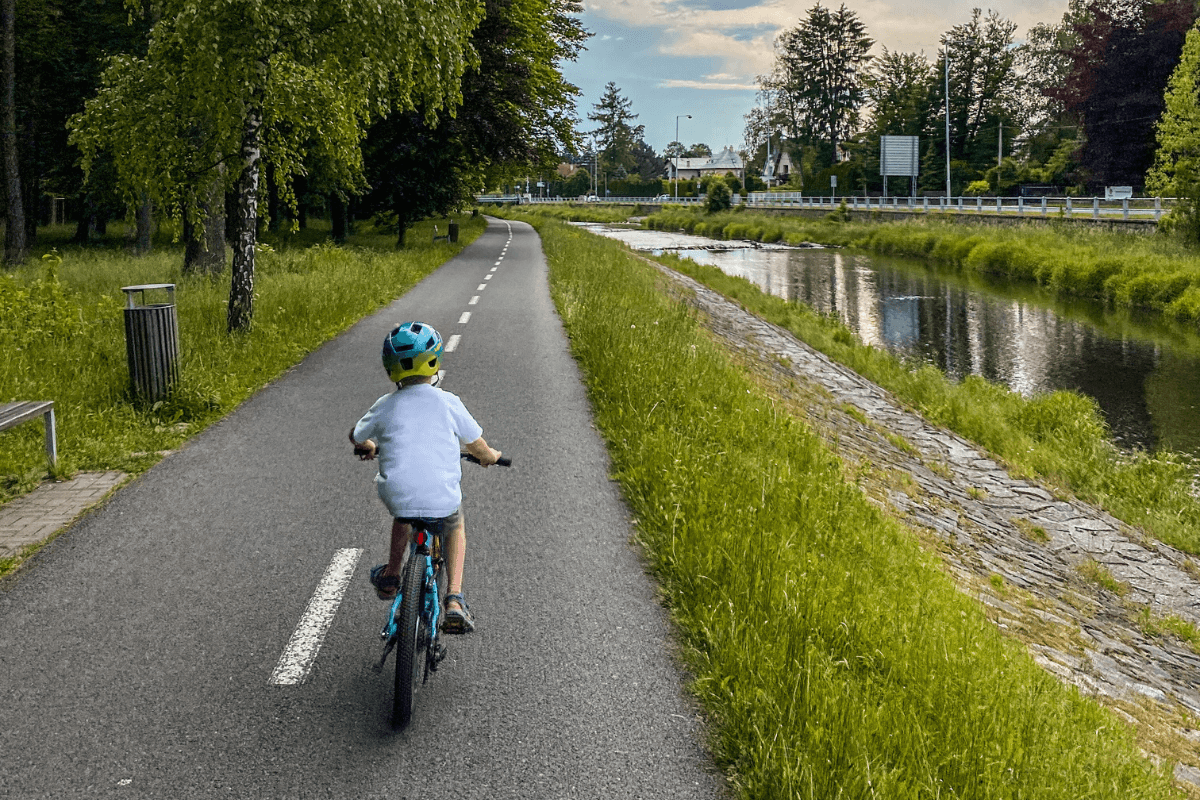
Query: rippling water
579 223 1200 460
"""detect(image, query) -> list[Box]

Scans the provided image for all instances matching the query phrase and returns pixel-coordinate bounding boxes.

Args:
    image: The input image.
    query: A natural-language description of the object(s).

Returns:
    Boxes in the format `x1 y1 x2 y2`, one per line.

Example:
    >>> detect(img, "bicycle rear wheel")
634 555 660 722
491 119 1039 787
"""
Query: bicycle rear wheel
392 552 425 728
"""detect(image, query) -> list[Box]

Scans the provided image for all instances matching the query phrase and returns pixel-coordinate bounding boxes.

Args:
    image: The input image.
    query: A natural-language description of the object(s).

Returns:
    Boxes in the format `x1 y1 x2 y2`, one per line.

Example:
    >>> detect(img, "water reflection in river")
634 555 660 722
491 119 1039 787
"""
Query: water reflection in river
580 224 1200 459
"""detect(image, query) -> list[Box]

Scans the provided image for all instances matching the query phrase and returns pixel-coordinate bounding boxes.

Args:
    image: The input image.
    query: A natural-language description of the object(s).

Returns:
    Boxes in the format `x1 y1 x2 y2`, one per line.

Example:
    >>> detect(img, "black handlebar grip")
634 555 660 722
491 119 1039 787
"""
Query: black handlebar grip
461 453 512 467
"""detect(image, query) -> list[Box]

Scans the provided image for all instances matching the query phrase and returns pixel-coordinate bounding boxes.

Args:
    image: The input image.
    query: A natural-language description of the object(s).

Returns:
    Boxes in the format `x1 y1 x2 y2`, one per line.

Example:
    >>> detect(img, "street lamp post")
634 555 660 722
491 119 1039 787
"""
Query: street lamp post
944 54 952 199
674 114 691 201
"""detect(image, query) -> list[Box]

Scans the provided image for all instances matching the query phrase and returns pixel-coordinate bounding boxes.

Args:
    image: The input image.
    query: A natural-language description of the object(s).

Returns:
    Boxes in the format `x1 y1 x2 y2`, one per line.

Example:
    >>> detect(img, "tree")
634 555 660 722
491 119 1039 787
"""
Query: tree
629 139 665 181
362 111 474 247
704 178 731 212
1147 23 1200 235
360 0 588 241
2 0 23 265
71 0 481 332
587 82 644 175
770 2 873 166
857 48 934 192
917 9 1020 193
1054 0 1195 191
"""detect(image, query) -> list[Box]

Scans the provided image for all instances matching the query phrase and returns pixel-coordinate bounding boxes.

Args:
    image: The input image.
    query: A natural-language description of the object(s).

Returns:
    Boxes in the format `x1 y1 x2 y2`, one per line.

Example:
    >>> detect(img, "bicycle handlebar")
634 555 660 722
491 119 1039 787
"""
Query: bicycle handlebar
461 452 512 467
352 440 510 467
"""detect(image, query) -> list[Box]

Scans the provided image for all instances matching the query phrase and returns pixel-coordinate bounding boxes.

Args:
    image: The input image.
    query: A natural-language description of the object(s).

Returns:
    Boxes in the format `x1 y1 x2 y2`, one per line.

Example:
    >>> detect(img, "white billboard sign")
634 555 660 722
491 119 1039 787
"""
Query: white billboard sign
880 135 919 177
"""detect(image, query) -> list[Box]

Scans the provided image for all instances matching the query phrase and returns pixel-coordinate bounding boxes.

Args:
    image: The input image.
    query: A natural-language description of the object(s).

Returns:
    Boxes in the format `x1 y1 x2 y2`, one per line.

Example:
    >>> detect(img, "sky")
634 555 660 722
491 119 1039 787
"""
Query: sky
561 0 1071 155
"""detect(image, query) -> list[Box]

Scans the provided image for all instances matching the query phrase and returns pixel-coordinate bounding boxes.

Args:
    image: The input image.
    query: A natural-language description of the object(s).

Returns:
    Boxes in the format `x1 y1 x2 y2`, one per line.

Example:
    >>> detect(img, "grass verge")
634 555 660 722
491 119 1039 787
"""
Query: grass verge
496 202 1200 556
643 251 1200 556
0 217 484 510
532 214 1177 798
644 206 1200 325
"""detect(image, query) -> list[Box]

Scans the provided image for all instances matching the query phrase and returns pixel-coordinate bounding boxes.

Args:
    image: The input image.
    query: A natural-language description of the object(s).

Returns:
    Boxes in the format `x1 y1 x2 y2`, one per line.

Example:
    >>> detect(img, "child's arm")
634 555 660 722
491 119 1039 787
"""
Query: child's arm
349 428 377 460
464 436 501 467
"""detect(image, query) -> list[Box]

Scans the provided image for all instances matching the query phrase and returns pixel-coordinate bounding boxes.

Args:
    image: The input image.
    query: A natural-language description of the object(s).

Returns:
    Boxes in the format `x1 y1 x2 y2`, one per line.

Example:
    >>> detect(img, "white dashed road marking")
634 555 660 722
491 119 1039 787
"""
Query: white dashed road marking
484 275 492 280
459 312 471 324
270 548 362 686
469 296 479 305
445 334 461 352
477 284 487 291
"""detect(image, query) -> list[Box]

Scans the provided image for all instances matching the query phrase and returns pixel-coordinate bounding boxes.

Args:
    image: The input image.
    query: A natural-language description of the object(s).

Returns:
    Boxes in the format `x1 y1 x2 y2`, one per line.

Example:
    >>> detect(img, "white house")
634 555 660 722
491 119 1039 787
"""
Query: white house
766 150 796 185
668 146 745 181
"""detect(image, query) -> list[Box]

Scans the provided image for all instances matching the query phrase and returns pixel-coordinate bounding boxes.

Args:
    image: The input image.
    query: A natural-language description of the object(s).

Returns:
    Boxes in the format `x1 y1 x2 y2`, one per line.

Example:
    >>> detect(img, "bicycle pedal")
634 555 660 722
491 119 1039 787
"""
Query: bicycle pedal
429 642 447 669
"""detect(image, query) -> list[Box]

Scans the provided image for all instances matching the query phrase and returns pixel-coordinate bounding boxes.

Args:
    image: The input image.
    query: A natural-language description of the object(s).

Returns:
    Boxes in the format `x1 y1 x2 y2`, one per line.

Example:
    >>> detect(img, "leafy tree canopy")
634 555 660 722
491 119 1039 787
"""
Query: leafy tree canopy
768 2 873 165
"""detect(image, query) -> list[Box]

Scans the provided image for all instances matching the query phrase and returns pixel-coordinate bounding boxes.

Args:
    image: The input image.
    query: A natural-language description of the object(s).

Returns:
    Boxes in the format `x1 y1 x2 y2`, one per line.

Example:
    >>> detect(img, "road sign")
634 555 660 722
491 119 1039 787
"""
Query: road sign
880 135 919 177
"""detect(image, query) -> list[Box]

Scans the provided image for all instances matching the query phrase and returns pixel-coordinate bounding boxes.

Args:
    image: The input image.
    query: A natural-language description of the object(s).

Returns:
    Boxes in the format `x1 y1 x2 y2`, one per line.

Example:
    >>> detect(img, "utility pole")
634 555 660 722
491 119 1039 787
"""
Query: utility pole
944 53 952 199
674 114 691 200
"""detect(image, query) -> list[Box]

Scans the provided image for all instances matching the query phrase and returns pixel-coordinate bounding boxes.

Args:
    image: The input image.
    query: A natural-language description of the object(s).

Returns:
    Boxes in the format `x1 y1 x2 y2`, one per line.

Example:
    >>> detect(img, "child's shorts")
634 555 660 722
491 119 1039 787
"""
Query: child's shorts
394 507 462 536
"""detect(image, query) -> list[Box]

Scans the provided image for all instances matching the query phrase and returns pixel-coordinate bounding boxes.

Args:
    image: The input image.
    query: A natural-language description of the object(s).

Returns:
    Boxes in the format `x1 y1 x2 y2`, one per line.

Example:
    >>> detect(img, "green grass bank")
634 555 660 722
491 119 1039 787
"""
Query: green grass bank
643 206 1200 325
532 215 1177 798
0 218 484 517
493 206 1200 556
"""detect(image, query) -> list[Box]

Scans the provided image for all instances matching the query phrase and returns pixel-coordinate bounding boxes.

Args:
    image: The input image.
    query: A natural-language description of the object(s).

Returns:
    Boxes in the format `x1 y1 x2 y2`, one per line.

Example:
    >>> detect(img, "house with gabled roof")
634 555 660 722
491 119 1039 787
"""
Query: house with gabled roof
667 146 745 182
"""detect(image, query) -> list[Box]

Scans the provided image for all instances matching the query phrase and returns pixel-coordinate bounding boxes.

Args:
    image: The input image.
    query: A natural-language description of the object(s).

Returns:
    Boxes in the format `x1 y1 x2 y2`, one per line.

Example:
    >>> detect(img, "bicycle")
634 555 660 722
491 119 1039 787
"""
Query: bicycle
366 450 512 728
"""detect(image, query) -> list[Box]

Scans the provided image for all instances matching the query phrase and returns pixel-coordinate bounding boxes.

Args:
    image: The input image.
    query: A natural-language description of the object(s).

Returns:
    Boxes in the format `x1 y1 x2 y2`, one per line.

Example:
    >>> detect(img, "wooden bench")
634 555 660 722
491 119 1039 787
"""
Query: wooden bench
0 401 57 466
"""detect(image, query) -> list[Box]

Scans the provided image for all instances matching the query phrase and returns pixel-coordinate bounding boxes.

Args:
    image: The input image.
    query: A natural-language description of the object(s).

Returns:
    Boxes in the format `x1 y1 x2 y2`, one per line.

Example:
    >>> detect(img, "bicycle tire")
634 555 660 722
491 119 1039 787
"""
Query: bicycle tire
392 552 425 728
425 539 449 681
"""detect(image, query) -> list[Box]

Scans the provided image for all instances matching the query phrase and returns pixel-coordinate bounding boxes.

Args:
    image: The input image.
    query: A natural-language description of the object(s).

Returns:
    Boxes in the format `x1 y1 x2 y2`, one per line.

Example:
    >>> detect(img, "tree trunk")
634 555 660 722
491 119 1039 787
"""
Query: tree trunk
135 194 153 255
330 193 348 243
20 114 36 246
395 217 409 248
183 170 226 275
228 106 261 333
73 194 97 243
2 0 24 266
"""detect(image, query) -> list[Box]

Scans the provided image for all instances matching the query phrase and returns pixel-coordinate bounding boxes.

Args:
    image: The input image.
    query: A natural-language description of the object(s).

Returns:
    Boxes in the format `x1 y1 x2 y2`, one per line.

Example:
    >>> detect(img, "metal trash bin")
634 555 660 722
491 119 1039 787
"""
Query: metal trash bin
122 283 179 403
448 220 459 243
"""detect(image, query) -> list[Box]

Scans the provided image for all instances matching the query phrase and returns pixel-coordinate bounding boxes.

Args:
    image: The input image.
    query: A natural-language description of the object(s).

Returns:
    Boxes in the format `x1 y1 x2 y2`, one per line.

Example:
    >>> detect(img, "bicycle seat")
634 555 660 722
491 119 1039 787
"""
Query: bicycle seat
397 516 450 536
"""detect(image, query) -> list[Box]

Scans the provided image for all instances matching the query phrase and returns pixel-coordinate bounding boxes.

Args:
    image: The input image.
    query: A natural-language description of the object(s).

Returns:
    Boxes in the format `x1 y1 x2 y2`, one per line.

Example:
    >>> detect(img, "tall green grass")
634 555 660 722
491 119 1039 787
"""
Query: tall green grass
534 216 1175 798
0 218 484 503
645 208 1200 325
646 253 1200 555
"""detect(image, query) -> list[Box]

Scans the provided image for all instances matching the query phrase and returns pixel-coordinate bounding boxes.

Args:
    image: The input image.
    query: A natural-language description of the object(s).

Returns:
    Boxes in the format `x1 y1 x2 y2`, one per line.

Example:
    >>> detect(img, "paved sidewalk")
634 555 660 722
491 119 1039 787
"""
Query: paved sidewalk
0 471 127 559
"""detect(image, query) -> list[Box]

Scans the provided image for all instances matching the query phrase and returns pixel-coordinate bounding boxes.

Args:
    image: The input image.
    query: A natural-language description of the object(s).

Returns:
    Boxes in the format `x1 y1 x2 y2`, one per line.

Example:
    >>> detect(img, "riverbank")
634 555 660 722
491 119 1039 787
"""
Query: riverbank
642 206 1200 326
0 219 484 527
491 205 1200 559
529 214 1181 798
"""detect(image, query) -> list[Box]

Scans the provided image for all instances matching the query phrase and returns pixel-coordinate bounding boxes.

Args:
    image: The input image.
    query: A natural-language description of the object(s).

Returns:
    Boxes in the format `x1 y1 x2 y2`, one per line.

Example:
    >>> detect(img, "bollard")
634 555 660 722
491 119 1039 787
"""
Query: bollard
449 220 459 243
122 284 179 403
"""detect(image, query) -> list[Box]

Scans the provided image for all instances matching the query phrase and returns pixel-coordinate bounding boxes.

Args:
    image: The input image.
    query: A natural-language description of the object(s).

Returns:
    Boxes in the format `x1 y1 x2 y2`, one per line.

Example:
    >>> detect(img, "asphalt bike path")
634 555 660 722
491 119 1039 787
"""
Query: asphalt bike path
0 219 721 799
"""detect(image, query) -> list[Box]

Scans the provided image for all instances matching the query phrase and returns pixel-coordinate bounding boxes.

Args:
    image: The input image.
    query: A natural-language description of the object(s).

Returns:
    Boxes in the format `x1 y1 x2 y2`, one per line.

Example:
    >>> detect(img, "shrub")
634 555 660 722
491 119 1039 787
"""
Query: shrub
706 181 733 213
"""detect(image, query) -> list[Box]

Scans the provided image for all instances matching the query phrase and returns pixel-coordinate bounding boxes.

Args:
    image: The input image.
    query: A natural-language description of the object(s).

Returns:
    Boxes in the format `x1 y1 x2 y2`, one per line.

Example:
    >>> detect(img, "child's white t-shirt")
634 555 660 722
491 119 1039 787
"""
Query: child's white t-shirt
353 384 484 518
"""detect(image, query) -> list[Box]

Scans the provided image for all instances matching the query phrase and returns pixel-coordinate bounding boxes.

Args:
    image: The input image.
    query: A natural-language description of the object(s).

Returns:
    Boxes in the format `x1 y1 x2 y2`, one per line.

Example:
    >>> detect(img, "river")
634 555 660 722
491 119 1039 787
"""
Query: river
577 223 1200 462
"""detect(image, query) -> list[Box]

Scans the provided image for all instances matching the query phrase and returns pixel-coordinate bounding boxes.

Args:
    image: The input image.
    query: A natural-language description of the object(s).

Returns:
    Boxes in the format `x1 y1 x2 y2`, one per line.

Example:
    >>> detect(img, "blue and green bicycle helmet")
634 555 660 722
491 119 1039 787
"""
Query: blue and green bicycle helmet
382 321 443 383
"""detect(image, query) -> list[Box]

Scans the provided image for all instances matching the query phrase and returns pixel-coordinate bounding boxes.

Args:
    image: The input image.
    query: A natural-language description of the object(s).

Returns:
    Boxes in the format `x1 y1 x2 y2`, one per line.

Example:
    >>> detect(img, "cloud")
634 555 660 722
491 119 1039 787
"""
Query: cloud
659 26 776 78
659 78 759 90
584 0 1071 83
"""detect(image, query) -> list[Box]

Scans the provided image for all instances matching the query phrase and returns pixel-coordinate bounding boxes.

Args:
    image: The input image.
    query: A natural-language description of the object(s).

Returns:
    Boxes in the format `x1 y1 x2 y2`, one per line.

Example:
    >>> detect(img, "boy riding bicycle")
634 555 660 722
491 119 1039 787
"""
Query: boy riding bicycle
350 321 501 634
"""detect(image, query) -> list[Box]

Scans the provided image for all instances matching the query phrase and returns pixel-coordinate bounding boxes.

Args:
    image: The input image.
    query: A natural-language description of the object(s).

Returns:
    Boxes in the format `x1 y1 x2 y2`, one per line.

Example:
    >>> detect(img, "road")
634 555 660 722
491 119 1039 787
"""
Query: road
0 218 722 799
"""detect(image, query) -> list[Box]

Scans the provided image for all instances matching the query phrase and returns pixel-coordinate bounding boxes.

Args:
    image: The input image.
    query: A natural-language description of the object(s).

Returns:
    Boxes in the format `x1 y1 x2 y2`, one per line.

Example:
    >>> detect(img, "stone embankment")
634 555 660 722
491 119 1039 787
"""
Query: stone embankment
650 257 1200 790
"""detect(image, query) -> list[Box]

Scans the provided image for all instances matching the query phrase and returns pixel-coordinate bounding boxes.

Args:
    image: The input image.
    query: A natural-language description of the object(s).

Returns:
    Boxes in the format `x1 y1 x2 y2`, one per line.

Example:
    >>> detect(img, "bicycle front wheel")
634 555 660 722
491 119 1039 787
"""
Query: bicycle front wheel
393 553 425 728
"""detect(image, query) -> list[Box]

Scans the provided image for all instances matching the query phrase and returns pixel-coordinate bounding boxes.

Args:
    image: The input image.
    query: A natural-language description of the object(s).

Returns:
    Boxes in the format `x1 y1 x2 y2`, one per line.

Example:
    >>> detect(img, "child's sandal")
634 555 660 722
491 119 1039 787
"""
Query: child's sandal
369 564 400 601
441 592 475 634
